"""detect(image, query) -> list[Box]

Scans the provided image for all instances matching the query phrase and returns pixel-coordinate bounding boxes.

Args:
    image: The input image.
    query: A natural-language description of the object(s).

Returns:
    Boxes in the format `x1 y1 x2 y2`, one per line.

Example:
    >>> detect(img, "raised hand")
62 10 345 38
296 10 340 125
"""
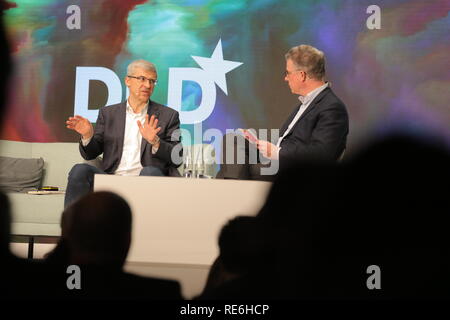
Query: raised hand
137 114 161 145
66 115 94 139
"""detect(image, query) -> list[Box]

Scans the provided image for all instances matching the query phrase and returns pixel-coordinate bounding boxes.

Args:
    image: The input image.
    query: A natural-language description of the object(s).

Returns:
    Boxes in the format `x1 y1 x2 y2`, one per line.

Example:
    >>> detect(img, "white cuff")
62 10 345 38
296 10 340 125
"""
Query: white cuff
81 136 92 147
151 145 159 154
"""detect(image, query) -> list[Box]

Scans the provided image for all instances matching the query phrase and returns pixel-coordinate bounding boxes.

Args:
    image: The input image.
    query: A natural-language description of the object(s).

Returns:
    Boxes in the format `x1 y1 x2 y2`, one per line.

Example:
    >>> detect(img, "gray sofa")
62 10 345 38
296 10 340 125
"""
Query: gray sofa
0 140 217 257
0 141 85 237
0 140 87 258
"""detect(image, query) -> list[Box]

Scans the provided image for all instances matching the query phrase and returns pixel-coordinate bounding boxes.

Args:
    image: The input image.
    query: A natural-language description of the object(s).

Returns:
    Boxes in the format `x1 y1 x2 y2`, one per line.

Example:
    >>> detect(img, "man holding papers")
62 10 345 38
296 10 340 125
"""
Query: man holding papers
217 44 349 180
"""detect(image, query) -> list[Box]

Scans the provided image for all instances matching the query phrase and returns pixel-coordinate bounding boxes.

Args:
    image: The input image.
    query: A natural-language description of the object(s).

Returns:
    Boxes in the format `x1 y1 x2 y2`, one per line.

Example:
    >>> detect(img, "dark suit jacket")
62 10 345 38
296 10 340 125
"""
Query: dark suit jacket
278 87 349 164
79 100 182 176
216 87 348 180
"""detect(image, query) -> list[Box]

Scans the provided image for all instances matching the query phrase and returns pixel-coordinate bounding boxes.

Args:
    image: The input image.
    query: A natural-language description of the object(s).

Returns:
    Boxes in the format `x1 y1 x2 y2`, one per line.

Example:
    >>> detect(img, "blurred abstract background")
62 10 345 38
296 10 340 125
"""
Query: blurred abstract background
2 0 449 155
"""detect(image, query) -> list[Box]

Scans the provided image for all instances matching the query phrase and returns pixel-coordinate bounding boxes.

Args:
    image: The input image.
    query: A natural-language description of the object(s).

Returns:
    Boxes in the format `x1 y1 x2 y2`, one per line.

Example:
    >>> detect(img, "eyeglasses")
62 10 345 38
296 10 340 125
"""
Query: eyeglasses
127 75 157 86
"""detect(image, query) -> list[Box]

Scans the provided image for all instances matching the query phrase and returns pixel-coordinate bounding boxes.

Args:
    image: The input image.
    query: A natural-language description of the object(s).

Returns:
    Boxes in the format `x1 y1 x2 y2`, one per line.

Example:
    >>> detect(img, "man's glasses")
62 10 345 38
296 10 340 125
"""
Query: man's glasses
127 75 157 86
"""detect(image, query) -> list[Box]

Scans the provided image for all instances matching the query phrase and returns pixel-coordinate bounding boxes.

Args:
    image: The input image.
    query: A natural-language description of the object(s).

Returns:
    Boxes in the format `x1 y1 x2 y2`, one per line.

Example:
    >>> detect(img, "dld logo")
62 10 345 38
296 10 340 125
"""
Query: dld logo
74 39 242 124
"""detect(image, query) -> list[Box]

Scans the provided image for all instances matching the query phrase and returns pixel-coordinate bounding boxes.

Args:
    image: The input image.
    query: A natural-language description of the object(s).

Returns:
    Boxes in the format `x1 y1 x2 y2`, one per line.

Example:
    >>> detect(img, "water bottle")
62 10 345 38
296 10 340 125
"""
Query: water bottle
194 145 204 178
184 152 193 178
195 164 204 179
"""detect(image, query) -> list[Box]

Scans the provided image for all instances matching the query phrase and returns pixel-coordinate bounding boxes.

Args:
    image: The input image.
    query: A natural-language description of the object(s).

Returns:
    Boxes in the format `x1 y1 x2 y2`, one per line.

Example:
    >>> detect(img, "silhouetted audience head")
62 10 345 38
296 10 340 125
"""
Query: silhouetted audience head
218 216 267 275
269 132 450 299
44 191 184 301
0 191 11 256
202 132 450 300
0 190 48 301
61 191 132 267
199 215 273 298
338 133 450 298
342 132 450 250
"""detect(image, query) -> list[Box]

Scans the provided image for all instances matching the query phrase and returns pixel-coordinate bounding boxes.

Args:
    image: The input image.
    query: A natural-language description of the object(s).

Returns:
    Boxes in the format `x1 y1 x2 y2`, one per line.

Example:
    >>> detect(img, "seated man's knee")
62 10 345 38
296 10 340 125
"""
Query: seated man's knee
140 166 165 176
68 163 97 180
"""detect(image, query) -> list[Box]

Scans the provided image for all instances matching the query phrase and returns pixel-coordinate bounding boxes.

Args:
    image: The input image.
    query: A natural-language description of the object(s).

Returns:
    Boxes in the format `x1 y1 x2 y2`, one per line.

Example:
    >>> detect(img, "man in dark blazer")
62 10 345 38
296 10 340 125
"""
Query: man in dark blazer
64 59 182 207
217 44 349 180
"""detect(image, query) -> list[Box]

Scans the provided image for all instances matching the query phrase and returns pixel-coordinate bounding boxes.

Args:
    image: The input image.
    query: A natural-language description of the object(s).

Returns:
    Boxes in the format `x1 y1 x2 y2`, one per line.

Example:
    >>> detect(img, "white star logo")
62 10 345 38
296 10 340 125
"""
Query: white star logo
192 39 243 95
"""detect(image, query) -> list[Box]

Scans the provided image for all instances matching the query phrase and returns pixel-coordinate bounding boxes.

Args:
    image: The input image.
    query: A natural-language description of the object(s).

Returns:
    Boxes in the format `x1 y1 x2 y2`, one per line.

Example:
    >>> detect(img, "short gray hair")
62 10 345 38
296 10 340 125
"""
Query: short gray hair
127 59 157 75
285 45 325 81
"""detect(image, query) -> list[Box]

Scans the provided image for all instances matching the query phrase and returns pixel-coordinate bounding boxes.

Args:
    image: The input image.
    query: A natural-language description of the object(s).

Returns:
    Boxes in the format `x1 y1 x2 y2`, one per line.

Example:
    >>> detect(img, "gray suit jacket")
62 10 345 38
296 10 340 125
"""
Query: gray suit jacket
79 100 182 177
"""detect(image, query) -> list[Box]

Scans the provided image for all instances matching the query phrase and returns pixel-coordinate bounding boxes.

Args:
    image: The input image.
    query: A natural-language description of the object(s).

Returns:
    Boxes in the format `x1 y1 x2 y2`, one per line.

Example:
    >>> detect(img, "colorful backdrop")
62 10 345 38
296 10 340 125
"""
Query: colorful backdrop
2 0 450 154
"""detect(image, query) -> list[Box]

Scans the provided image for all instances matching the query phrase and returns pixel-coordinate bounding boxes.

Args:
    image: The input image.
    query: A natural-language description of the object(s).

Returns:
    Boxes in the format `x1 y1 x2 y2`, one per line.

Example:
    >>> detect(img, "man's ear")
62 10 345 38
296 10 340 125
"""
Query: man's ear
124 76 131 87
300 71 307 82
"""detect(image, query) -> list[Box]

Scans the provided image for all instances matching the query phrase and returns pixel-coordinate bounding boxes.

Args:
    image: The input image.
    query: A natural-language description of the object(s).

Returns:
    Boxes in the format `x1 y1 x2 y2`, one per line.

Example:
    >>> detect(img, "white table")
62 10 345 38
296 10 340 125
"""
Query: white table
94 175 271 266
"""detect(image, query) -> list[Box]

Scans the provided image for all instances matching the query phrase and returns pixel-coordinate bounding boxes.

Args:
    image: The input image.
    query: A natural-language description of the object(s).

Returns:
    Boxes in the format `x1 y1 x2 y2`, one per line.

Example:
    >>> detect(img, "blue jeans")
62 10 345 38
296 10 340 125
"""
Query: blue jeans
64 164 165 209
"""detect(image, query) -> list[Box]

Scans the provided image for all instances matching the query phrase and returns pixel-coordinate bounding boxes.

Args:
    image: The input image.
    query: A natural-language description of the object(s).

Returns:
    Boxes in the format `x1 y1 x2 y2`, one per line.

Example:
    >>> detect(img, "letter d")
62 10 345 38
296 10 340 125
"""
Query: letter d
167 67 216 124
74 67 122 122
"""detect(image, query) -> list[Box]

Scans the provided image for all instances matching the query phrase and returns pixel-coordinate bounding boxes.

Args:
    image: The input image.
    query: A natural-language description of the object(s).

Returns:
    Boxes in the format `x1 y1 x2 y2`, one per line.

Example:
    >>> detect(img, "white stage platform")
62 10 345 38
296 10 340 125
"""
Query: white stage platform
94 175 272 266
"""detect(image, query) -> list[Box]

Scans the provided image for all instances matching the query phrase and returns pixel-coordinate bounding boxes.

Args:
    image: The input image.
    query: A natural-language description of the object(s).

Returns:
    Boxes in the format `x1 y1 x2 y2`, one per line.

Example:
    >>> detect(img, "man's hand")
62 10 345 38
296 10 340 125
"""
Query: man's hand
256 140 279 160
66 115 94 140
138 114 161 147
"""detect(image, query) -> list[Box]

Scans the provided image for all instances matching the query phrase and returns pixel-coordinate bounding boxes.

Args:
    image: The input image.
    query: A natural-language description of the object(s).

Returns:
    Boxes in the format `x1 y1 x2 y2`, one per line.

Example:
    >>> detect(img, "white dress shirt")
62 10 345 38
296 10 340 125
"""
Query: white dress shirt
273 82 329 160
113 101 148 176
82 100 159 176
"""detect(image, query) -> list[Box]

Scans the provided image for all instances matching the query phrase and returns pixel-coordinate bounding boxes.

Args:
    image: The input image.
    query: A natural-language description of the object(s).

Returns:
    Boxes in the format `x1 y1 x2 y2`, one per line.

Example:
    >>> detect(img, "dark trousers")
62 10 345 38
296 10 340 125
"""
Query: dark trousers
215 133 275 182
64 164 164 208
